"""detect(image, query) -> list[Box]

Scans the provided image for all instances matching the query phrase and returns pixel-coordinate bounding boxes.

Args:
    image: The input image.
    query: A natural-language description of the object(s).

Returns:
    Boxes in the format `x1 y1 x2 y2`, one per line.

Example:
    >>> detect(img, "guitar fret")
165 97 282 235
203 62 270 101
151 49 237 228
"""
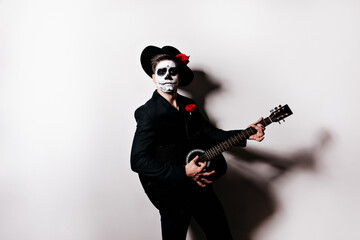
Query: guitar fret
213 148 218 157
264 117 272 125
235 133 241 142
245 128 251 138
207 150 212 159
224 141 230 149
210 148 215 158
219 144 225 152
211 148 216 157
228 139 234 148
205 152 211 160
240 131 247 141
226 140 232 149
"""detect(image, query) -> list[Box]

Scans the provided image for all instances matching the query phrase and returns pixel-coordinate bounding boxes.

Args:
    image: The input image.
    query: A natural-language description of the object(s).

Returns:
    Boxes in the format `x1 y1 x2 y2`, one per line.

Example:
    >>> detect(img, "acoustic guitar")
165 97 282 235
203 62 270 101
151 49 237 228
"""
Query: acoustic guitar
185 104 293 180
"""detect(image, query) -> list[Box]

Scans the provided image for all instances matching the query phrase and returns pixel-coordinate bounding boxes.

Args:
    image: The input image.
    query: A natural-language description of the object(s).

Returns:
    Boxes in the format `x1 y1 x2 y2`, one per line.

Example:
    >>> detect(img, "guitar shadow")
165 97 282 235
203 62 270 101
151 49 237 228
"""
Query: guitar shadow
180 70 331 240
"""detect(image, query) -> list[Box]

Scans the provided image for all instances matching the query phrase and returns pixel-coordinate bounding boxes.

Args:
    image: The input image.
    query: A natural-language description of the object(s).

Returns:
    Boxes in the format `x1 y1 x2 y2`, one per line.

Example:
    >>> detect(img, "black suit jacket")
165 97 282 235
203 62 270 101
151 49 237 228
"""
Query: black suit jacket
130 90 246 208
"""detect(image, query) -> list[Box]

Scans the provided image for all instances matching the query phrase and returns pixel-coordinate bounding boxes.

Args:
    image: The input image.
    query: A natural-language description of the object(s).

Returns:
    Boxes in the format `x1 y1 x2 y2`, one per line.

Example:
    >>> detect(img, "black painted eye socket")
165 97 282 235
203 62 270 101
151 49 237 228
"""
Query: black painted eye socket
157 68 167 76
169 67 178 76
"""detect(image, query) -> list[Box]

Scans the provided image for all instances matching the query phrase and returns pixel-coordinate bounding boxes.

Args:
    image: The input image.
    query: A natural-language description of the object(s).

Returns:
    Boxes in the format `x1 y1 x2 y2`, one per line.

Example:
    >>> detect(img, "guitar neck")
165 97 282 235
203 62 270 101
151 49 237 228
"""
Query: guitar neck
199 117 273 162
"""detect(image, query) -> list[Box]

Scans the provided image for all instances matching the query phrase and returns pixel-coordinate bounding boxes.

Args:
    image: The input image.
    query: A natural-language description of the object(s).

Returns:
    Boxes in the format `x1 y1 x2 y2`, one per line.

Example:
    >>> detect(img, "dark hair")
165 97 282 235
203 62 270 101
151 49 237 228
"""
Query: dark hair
151 54 175 73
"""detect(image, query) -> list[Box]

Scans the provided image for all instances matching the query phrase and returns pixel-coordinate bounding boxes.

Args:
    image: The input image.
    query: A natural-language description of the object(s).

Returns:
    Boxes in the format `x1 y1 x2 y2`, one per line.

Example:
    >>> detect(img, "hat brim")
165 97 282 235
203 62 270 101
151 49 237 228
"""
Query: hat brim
140 45 194 87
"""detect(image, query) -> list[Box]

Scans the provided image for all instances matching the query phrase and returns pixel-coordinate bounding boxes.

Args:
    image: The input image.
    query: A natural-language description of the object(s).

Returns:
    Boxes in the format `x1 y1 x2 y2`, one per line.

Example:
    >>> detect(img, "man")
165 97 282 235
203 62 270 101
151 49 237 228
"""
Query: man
131 45 265 240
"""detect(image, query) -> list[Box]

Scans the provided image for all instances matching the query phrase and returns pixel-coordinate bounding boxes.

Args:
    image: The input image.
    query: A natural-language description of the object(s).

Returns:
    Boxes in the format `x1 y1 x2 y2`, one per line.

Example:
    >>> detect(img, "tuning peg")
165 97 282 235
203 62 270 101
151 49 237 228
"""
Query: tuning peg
270 109 274 113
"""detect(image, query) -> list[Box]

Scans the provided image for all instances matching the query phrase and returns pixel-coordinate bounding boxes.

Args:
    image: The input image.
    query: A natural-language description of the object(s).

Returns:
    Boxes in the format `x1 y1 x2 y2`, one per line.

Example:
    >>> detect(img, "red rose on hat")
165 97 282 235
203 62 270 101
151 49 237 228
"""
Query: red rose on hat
176 53 190 64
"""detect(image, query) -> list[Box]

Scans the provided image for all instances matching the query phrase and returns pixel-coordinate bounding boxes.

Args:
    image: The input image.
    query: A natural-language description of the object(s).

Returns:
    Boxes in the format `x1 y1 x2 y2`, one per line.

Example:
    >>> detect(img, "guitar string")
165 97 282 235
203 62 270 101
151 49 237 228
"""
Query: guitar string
195 110 292 170
198 116 278 161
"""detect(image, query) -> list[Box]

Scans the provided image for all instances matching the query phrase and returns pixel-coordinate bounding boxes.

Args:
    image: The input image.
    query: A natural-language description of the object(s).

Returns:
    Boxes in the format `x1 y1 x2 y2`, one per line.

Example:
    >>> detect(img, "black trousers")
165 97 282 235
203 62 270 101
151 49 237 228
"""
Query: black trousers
158 184 233 240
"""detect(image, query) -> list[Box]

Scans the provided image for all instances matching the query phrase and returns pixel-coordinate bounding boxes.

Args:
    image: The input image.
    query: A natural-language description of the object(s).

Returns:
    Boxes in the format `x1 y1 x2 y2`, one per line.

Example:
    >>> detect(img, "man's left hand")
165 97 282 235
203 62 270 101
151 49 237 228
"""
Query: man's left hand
248 117 266 142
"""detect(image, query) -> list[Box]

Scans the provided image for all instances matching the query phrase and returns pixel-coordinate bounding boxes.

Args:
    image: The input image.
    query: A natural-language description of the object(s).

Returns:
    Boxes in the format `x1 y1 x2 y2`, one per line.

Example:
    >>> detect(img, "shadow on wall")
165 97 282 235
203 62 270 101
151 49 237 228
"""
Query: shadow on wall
181 70 331 240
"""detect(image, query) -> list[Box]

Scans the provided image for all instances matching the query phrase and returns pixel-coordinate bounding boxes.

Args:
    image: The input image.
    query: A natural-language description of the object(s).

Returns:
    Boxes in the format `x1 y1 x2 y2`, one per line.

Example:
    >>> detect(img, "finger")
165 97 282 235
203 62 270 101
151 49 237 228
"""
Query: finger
191 156 205 169
192 157 206 169
197 161 206 171
257 136 265 142
200 177 212 185
254 117 263 124
252 125 260 132
196 180 206 187
251 126 262 136
250 133 265 141
256 125 265 135
255 130 263 137
191 155 199 163
201 170 215 177
252 124 264 134
257 123 265 130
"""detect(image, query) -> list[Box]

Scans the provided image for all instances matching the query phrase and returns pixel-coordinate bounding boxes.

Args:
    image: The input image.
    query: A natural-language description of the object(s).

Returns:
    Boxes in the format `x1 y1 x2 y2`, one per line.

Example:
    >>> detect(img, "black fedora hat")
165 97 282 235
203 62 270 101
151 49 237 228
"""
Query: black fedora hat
140 45 194 87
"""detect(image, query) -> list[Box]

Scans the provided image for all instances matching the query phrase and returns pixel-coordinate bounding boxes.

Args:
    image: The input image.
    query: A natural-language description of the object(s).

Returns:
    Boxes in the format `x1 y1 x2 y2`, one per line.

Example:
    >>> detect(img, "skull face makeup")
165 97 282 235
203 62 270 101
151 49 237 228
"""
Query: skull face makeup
153 60 179 93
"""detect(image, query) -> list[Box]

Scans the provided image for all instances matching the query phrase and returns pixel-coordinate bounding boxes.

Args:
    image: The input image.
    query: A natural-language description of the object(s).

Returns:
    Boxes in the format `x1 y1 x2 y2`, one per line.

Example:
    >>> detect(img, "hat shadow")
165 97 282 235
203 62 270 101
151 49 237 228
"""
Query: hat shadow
180 70 331 240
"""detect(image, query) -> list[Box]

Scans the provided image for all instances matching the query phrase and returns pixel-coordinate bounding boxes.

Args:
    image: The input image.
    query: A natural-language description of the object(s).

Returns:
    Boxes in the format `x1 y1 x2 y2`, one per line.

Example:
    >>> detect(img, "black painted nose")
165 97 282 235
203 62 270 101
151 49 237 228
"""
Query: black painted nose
165 74 173 80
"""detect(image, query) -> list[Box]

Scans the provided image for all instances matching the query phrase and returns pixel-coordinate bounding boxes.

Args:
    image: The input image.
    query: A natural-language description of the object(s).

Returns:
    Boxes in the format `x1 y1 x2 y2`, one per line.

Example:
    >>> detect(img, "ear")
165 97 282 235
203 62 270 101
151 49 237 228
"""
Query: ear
152 74 156 84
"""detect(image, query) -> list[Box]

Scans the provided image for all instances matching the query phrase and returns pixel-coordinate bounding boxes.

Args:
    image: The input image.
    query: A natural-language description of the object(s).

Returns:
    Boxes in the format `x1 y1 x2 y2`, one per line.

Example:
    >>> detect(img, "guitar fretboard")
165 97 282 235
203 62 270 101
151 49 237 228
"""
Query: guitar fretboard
199 117 273 162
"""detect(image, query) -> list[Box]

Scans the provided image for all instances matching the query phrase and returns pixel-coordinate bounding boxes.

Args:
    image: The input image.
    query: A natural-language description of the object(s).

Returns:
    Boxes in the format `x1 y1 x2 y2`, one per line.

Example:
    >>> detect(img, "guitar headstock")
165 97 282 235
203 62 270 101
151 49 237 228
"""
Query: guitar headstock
269 104 293 123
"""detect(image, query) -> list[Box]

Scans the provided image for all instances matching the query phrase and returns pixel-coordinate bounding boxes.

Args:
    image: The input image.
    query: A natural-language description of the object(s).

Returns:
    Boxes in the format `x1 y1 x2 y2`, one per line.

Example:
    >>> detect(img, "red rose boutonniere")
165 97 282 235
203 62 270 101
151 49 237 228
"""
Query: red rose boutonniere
176 53 190 64
185 104 197 115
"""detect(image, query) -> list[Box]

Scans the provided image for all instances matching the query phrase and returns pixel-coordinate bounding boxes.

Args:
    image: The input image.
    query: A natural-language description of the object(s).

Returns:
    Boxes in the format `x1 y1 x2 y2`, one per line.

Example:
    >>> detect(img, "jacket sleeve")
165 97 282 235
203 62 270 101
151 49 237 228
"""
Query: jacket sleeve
197 111 247 147
130 108 187 180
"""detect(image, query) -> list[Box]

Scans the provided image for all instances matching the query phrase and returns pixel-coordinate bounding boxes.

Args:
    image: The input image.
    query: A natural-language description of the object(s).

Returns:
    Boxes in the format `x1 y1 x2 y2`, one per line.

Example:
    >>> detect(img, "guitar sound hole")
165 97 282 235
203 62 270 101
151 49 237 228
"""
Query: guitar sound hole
185 149 209 170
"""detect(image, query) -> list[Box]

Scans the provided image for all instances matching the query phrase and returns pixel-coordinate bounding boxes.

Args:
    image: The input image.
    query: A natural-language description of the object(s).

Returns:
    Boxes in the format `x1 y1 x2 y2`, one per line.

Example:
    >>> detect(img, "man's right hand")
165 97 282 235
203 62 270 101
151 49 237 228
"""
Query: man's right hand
185 156 215 187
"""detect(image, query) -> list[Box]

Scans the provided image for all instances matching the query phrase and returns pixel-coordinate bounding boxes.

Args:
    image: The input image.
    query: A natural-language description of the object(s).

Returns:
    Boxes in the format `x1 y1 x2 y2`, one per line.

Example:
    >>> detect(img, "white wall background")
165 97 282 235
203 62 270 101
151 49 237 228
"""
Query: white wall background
1 0 360 239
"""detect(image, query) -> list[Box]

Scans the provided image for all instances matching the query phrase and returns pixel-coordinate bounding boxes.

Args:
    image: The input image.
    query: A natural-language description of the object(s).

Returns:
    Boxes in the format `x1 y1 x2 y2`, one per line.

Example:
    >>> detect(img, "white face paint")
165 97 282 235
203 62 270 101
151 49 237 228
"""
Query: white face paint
154 60 179 93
